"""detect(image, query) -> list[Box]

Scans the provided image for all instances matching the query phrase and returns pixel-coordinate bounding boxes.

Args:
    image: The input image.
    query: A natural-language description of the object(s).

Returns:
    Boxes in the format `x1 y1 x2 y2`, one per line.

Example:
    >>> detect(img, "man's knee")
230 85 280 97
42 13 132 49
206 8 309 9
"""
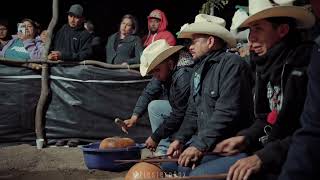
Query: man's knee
148 100 162 115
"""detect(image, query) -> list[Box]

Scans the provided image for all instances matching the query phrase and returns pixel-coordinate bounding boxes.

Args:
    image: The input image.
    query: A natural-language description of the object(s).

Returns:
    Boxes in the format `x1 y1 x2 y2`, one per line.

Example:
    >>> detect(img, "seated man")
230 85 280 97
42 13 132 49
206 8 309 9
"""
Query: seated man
190 1 315 180
48 4 93 61
166 14 254 174
143 9 176 47
122 39 194 155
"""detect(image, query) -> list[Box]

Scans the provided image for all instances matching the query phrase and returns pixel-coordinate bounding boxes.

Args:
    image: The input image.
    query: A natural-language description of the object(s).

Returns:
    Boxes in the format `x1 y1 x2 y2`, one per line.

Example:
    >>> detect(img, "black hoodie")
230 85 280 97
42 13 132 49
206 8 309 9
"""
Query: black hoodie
51 24 93 61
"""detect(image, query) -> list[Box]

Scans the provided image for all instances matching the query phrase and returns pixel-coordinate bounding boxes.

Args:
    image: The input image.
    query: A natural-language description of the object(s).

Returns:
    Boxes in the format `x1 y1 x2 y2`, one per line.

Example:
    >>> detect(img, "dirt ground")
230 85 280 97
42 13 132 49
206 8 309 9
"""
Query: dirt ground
0 144 152 180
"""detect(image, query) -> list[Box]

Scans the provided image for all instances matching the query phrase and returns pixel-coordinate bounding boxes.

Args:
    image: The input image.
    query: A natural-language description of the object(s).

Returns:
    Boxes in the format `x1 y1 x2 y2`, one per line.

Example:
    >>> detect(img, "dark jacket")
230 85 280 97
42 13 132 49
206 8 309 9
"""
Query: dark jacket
150 66 193 143
132 78 163 117
52 24 93 61
238 41 314 174
278 36 320 180
174 50 254 152
132 50 194 117
133 67 191 121
106 32 143 65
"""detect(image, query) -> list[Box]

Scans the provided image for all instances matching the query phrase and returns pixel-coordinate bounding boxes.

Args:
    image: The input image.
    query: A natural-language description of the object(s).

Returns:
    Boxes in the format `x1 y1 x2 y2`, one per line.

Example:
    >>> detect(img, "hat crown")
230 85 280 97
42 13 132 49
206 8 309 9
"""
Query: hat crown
249 0 294 15
194 14 226 27
141 39 170 68
69 4 83 17
231 8 249 30
148 9 162 19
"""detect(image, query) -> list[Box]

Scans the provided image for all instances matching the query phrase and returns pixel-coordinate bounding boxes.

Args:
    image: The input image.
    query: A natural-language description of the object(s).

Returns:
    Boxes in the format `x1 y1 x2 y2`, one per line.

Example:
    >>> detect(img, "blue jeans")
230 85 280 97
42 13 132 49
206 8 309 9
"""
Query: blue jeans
161 153 247 176
189 153 248 176
148 100 172 154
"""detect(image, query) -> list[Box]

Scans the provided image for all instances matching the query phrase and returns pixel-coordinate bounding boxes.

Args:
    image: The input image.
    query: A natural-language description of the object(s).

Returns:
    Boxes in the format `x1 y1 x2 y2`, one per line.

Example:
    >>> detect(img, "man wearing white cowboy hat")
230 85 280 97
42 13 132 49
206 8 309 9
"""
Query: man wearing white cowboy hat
166 14 254 174
123 39 193 156
199 0 316 180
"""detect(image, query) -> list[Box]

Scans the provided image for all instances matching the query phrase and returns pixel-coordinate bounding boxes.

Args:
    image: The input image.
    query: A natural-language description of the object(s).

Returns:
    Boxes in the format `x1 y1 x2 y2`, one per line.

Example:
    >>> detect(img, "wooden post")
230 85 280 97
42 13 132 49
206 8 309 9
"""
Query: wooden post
35 0 59 149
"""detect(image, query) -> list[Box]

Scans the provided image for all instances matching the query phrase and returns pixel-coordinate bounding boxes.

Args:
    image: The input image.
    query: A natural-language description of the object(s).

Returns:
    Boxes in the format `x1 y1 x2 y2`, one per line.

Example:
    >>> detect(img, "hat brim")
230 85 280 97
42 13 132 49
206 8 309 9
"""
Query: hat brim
239 6 315 29
140 46 184 76
67 12 83 18
177 22 237 48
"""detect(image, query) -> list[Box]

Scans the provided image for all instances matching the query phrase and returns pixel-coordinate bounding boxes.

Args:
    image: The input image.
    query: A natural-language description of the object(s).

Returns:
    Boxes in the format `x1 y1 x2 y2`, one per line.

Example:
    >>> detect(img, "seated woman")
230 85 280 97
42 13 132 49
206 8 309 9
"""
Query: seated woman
105 14 143 65
0 18 43 61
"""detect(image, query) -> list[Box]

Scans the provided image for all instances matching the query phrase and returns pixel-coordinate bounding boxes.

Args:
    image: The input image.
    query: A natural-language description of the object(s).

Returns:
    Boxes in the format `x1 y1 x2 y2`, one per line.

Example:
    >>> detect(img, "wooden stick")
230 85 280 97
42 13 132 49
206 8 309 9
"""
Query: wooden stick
160 173 228 180
114 158 179 164
116 151 225 164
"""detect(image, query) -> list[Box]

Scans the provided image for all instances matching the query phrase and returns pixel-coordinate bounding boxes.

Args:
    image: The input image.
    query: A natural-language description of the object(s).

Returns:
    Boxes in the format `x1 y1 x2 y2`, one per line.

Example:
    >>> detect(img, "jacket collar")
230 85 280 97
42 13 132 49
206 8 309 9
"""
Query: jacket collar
114 32 136 43
192 49 225 97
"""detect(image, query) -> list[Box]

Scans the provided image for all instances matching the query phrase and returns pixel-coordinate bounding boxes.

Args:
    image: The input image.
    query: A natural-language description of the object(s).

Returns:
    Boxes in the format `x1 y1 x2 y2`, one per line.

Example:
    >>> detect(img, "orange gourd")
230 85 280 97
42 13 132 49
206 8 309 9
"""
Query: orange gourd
125 162 164 180
99 137 135 149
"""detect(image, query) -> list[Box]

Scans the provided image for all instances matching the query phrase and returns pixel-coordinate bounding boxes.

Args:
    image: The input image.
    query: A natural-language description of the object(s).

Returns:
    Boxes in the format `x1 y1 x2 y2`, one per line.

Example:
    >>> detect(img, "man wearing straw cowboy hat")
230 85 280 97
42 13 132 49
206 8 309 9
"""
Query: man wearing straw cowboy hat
166 14 254 174
138 39 193 156
195 0 316 180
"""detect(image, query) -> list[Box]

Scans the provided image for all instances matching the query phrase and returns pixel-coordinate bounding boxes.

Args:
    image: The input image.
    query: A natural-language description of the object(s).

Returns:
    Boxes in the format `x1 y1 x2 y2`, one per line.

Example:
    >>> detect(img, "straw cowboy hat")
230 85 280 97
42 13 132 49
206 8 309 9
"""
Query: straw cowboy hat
178 14 237 48
239 0 315 29
140 40 183 77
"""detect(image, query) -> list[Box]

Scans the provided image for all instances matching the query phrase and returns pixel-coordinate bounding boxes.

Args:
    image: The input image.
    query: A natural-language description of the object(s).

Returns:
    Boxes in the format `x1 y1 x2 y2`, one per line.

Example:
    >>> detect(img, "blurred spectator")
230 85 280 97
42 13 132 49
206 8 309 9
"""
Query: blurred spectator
0 19 11 51
40 30 48 44
143 9 176 47
84 20 104 61
49 4 93 61
278 0 320 179
105 14 143 65
0 18 43 60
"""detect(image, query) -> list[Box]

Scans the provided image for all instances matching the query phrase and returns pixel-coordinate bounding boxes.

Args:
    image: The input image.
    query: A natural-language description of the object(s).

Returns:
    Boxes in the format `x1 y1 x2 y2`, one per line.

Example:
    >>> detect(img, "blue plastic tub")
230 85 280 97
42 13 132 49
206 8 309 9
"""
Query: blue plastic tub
81 142 144 171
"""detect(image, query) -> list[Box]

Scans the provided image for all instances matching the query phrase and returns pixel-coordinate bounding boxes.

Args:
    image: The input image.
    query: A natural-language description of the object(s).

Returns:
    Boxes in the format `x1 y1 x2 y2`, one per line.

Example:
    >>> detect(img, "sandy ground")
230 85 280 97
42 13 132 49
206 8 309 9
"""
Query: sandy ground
0 144 152 180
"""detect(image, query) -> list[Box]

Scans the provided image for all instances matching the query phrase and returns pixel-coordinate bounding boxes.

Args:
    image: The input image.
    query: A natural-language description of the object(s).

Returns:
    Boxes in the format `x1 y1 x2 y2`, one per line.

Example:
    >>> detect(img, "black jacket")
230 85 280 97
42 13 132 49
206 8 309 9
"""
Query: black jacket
174 50 254 152
151 66 193 143
278 37 320 180
106 32 143 65
238 40 314 174
132 66 193 143
132 78 163 117
52 24 93 61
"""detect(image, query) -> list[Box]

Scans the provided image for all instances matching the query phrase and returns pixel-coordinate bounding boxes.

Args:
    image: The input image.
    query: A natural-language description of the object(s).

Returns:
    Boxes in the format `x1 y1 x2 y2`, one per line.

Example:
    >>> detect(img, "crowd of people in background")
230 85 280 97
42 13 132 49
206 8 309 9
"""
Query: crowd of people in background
1 0 320 179
0 4 178 64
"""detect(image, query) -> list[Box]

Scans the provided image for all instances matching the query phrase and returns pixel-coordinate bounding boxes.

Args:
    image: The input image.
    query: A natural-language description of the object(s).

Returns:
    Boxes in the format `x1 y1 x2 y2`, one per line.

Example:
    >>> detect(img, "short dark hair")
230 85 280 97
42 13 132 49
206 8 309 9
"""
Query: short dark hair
0 19 8 27
121 14 139 34
265 17 301 42
265 17 296 29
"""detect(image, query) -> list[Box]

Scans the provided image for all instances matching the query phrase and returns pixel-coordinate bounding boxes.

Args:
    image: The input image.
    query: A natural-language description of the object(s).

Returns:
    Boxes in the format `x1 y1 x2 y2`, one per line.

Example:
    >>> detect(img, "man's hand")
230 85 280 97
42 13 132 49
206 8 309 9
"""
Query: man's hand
227 154 262 180
167 140 183 158
122 115 138 132
48 51 61 61
213 136 246 156
178 146 203 168
145 136 158 152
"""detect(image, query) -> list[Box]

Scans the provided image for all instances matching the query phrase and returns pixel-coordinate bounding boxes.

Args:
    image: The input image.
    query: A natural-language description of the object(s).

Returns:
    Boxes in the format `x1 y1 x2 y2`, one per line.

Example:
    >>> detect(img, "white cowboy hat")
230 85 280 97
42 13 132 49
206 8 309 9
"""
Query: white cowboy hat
177 14 237 48
140 39 183 77
230 7 249 31
239 0 315 29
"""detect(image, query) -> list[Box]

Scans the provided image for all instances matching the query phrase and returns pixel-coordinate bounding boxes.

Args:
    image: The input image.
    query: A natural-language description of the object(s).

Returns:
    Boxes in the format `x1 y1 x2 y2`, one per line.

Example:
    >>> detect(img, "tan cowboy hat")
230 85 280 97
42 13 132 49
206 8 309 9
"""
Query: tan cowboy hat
239 0 315 29
177 14 237 48
140 40 183 77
